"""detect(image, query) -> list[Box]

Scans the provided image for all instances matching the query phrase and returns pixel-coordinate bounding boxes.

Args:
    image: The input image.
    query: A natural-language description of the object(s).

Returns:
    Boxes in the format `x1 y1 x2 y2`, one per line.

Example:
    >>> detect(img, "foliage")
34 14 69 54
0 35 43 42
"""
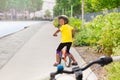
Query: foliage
0 0 7 10
74 12 120 56
69 17 82 31
53 0 120 16
53 0 70 16
73 12 120 80
53 17 59 28
106 46 120 80
53 0 81 17
98 13 120 56
30 0 43 11
44 9 51 17
84 0 120 13
106 62 120 80
0 0 43 11
69 0 81 16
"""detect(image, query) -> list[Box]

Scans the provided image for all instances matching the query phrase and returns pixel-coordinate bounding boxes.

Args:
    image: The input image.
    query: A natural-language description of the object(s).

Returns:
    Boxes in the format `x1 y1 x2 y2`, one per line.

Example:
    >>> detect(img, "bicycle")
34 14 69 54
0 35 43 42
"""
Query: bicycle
59 50 71 67
50 56 120 80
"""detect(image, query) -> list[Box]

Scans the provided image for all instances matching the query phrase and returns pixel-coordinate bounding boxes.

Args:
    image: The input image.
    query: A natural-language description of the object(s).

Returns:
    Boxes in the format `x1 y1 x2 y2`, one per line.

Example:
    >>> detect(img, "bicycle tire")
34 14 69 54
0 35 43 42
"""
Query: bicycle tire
65 54 71 67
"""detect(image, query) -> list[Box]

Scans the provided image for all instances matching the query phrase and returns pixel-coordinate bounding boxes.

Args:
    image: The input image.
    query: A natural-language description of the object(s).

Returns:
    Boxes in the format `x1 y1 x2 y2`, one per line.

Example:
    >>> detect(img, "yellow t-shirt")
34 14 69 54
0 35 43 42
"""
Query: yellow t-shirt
60 24 73 43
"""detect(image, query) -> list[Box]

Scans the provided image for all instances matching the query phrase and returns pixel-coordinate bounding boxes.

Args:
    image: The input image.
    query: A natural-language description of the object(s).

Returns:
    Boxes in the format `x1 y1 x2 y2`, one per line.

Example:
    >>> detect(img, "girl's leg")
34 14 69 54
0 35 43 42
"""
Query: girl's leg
54 43 65 66
54 53 60 66
70 54 78 65
56 54 60 64
70 54 76 62
66 42 78 65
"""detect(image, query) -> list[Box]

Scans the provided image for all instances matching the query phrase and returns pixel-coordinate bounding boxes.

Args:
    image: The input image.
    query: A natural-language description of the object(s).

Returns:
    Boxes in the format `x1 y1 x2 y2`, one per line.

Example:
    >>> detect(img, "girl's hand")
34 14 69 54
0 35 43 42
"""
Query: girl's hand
53 33 57 36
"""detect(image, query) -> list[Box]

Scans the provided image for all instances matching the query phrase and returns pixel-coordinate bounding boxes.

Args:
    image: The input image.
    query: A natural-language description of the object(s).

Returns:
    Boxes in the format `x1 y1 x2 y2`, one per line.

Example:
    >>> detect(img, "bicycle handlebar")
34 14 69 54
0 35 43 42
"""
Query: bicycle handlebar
112 56 120 62
50 56 120 80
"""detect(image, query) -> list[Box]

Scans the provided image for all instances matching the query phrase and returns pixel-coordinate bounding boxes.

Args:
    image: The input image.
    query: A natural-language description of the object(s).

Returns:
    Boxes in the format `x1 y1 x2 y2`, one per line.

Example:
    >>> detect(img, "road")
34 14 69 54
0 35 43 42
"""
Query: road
0 22 97 80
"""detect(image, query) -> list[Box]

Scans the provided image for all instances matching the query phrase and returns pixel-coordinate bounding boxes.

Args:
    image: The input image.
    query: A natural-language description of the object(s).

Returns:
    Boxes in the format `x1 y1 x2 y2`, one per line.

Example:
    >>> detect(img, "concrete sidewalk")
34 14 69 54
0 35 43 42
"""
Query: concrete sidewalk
0 22 97 80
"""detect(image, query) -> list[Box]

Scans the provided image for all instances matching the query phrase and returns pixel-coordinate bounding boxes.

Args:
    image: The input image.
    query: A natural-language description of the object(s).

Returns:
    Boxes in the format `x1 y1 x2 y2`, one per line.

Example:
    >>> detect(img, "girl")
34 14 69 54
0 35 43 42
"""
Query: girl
53 15 78 66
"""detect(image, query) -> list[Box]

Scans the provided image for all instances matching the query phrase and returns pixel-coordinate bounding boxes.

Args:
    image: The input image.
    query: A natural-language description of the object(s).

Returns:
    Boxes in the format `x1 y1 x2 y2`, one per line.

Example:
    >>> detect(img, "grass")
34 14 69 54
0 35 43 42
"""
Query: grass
106 62 120 80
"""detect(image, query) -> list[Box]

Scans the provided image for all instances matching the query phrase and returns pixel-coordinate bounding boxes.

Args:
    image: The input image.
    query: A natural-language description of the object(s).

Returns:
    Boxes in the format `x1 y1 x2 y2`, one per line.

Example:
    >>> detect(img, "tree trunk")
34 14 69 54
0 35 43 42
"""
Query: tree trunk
81 0 84 29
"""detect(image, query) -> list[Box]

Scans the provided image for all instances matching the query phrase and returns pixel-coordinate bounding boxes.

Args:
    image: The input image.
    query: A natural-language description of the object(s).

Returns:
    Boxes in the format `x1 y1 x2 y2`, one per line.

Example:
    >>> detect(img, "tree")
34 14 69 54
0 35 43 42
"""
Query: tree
0 0 43 20
45 9 51 17
0 0 8 11
0 0 43 11
53 0 81 17
53 0 120 17
69 0 81 16
53 3 62 16
30 0 43 11
81 0 84 29
85 0 120 13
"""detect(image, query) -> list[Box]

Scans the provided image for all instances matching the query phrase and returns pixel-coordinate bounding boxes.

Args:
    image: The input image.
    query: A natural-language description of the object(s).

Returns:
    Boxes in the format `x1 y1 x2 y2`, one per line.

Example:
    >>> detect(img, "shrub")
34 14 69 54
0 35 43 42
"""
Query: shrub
74 12 120 56
69 17 82 31
53 17 59 28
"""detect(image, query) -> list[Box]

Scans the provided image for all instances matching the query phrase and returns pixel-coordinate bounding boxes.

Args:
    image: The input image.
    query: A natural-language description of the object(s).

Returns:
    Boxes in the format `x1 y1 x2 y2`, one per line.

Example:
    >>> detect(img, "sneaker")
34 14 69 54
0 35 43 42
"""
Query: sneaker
72 62 78 66
53 62 59 66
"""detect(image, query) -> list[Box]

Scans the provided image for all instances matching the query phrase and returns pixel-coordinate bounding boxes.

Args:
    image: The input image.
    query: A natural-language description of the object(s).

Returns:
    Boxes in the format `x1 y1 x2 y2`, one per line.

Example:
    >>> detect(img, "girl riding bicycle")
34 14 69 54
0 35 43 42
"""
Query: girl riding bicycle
53 15 78 66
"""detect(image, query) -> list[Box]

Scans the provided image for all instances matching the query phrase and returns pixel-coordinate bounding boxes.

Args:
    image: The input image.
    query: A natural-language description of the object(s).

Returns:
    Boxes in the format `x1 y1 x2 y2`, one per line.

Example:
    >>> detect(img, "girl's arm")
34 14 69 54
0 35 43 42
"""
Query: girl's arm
72 29 75 38
53 29 60 36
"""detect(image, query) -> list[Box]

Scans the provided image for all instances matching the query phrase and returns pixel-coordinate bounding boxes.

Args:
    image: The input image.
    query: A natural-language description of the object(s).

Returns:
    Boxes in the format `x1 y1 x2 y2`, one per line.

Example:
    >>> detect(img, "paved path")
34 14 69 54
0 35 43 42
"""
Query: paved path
0 21 47 69
0 22 98 80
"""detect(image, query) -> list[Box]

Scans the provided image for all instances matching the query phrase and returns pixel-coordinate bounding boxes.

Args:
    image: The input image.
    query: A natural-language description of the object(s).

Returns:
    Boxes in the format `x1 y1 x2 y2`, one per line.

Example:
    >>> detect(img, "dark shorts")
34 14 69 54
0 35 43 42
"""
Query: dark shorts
56 42 72 54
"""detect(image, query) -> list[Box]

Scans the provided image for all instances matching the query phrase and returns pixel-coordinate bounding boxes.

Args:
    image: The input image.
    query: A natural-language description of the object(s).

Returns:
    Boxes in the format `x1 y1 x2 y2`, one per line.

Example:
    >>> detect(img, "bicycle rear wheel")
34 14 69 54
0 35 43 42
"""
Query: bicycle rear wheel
65 54 71 67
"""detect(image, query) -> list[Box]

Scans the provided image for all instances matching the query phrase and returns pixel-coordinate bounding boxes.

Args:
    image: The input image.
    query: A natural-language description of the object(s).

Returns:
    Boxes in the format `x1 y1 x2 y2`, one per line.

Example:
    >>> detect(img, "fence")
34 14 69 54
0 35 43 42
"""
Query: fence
79 7 120 22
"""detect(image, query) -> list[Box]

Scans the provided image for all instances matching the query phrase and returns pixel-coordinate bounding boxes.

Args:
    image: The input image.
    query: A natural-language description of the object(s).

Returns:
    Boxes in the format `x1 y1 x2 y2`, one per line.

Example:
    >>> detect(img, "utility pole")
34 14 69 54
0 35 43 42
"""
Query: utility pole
81 0 84 29
62 8 64 15
71 5 73 17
